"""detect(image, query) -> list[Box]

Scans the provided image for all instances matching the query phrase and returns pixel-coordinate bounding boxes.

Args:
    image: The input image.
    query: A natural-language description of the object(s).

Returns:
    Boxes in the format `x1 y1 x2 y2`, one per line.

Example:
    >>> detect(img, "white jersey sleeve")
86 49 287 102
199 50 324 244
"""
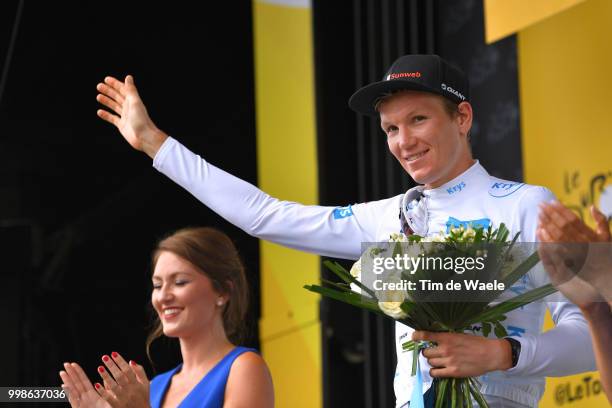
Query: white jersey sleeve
152 137 395 260
507 186 596 377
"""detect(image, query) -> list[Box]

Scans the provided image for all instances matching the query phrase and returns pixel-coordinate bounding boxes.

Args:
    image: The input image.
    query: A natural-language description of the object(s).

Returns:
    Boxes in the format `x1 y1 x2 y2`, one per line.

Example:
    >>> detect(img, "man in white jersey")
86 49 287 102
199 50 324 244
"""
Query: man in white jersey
96 55 595 407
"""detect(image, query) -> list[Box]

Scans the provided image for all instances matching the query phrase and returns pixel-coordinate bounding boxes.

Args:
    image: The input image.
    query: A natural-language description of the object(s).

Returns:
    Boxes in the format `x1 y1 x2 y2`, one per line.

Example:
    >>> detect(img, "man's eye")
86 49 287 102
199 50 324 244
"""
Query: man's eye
414 115 426 122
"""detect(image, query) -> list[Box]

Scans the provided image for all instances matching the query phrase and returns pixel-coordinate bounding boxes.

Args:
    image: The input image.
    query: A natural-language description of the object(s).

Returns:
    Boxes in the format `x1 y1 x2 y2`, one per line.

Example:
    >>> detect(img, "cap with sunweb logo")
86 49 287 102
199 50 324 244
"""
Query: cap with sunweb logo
348 54 470 116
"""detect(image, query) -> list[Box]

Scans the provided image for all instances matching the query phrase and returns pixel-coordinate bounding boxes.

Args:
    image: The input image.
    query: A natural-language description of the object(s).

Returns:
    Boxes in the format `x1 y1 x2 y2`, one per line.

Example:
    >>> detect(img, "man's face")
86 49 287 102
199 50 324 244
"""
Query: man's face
379 91 472 188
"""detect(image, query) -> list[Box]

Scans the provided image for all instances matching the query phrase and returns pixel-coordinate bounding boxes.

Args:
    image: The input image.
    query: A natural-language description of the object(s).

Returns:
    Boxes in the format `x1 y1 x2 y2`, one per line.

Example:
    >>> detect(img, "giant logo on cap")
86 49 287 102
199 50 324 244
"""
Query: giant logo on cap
441 83 466 101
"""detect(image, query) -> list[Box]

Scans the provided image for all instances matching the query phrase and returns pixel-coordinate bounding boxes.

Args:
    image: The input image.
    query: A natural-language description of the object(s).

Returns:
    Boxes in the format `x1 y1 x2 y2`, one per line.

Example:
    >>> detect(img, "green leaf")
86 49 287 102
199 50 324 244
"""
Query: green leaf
303 285 382 314
468 284 557 325
494 321 508 338
481 322 491 337
469 378 489 408
451 378 457 408
500 251 540 288
320 278 351 292
411 345 419 376
323 260 377 299
435 378 448 408
463 379 473 408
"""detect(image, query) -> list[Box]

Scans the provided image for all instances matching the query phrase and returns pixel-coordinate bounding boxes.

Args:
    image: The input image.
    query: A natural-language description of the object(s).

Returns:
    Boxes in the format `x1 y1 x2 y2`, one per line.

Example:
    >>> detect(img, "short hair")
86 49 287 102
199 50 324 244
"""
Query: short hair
374 89 460 118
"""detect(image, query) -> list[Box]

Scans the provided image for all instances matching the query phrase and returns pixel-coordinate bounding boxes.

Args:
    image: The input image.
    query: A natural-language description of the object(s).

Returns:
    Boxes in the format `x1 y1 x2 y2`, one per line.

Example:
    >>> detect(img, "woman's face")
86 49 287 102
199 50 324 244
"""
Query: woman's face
151 251 226 338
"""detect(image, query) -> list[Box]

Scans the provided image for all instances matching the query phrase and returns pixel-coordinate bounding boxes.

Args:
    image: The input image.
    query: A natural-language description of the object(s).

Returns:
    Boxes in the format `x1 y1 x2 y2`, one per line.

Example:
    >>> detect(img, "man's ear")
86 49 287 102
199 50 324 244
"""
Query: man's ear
456 101 473 137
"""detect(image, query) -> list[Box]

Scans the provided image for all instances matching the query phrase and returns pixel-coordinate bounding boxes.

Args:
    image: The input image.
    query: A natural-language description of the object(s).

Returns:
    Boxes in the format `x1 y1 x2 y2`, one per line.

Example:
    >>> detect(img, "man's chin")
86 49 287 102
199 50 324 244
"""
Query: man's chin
403 167 432 186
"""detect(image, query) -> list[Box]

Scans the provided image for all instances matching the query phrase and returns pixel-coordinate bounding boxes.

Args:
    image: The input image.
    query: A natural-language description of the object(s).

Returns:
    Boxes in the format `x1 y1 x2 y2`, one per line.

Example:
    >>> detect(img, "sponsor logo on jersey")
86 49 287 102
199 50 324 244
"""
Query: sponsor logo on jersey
488 182 525 198
447 181 466 195
445 216 491 233
506 325 526 337
333 205 354 219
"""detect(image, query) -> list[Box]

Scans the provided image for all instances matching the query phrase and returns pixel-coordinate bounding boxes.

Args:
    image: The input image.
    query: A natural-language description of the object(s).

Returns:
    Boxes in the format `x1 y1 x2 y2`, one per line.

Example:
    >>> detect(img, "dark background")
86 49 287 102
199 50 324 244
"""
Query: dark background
0 0 260 398
1 1 522 407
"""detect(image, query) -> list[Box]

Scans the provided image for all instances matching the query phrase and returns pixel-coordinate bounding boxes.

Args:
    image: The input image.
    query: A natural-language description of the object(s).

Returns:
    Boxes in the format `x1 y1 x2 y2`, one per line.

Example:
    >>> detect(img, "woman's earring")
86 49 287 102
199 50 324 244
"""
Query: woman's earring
217 299 224 307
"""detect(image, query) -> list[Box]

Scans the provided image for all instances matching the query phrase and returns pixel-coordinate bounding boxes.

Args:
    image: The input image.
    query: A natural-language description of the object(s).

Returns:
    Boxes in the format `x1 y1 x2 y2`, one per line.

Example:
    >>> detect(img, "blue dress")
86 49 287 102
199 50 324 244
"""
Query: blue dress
149 347 257 408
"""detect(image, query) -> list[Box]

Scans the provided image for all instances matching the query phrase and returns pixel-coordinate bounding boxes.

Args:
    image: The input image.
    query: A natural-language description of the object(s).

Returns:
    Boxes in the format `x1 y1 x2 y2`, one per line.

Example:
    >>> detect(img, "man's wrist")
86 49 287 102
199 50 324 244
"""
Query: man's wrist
494 338 514 371
142 129 168 159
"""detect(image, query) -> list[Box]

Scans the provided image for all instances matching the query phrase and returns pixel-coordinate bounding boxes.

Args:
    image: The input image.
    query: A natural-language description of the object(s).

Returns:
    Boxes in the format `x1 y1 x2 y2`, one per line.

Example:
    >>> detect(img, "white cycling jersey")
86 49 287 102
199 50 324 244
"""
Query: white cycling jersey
152 137 595 408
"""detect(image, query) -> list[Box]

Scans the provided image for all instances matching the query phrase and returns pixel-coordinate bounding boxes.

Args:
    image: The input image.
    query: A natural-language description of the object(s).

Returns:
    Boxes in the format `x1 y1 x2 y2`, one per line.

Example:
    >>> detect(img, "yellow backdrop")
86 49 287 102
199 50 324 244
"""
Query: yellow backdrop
518 0 611 406
252 1 321 407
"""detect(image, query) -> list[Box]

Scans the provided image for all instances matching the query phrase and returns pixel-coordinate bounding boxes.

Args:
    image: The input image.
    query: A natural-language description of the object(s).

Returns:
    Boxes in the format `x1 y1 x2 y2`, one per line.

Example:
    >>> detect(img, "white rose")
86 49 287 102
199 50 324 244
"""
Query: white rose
350 259 362 293
378 301 407 319
350 259 362 279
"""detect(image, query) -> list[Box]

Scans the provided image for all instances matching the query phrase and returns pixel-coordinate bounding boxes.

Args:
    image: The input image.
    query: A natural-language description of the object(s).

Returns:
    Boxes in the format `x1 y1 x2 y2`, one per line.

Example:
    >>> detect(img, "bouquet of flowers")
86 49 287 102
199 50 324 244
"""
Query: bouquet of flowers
305 224 557 408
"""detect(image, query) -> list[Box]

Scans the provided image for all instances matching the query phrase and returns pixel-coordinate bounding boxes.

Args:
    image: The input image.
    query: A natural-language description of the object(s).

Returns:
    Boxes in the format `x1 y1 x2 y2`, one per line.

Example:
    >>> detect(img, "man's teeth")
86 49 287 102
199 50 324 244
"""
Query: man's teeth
407 151 427 161
164 308 181 315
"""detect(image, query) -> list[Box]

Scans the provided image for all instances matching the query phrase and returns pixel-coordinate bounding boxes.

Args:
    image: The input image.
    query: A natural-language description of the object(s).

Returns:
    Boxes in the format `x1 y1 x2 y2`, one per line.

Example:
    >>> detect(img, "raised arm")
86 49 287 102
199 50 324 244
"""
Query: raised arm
96 75 167 159
96 75 394 260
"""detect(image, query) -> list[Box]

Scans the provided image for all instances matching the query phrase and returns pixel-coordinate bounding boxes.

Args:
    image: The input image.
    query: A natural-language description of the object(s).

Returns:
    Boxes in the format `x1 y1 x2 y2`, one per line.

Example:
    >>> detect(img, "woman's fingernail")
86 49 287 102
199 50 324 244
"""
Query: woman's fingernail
111 351 118 359
129 360 135 366
95 383 101 390
102 355 109 362
98 366 105 373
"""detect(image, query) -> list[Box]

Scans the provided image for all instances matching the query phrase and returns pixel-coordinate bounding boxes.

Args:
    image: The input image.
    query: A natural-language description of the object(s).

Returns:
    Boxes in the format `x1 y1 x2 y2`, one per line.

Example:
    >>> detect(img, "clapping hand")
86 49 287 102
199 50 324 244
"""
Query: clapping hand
60 352 150 408
537 202 612 307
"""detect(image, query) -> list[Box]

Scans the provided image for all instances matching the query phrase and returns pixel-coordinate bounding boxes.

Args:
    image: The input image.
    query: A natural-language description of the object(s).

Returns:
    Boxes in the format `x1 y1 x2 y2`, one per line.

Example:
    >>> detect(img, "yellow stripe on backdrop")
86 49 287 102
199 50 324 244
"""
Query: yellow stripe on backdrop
252 1 321 407
483 0 586 43
519 0 612 406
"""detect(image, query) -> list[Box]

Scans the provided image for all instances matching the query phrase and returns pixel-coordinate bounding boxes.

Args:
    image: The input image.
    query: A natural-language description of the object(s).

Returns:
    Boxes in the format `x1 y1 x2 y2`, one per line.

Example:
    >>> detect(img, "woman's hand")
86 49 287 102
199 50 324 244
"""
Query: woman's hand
537 202 612 306
59 362 111 408
96 75 167 158
412 331 513 377
96 352 150 408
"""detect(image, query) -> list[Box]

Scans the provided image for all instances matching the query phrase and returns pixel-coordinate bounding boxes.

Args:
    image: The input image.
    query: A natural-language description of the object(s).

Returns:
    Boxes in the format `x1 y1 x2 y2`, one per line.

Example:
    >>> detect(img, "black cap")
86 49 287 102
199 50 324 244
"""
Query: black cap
348 54 470 116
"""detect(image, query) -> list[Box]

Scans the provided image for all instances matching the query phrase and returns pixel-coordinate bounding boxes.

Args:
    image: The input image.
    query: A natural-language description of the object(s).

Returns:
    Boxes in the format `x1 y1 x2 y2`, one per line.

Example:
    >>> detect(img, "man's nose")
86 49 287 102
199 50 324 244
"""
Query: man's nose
397 127 416 149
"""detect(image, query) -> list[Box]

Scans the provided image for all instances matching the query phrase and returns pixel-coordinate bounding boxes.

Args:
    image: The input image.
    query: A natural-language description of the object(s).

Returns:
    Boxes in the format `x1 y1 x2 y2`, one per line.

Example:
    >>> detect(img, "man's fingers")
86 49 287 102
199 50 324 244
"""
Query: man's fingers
429 366 454 378
426 357 447 369
124 75 142 99
97 82 124 104
412 330 437 342
103 76 127 97
422 346 445 359
96 94 123 116
97 109 120 127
